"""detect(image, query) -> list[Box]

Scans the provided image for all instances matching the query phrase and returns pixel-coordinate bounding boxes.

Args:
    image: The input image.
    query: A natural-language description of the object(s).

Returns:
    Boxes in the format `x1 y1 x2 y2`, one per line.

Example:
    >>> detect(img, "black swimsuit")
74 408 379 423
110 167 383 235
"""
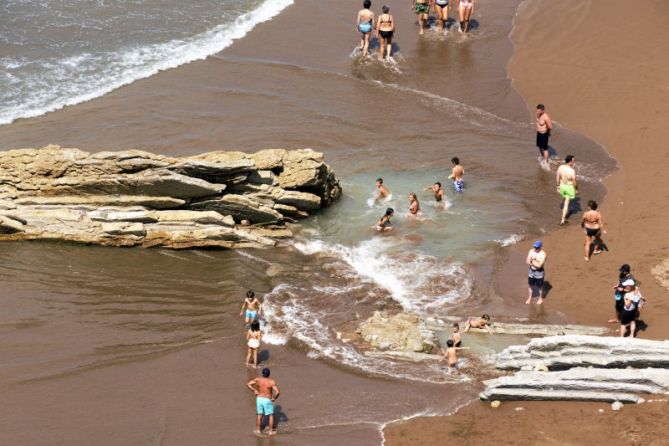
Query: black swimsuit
379 15 393 39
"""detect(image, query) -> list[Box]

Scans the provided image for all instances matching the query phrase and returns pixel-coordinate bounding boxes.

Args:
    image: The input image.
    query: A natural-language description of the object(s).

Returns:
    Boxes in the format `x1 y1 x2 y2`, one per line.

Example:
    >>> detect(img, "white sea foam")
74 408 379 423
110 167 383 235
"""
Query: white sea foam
496 233 524 247
0 0 294 125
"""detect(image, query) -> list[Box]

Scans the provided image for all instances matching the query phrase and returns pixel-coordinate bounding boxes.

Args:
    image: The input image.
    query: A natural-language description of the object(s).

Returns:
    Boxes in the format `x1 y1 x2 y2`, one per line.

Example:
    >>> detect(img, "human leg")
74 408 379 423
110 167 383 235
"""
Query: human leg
269 414 276 434
245 347 252 366
256 414 263 433
252 348 258 368
387 36 393 58
463 6 472 32
584 234 592 260
526 285 533 305
560 197 571 224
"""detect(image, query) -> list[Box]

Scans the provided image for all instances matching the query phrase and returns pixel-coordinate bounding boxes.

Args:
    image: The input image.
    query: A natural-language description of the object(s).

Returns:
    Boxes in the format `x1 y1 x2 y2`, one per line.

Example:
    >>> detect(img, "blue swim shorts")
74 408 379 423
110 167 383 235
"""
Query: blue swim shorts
245 310 257 320
256 397 274 415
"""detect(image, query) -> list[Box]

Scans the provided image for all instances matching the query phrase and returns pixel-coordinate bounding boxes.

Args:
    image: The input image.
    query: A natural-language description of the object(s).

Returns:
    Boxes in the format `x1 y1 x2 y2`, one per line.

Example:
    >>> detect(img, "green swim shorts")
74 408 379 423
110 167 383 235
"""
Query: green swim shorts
415 2 429 14
559 184 576 199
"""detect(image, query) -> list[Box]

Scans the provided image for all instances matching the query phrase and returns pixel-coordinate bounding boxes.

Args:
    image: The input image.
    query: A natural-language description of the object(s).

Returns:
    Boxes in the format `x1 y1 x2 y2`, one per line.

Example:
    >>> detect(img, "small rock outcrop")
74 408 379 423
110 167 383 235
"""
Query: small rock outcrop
480 335 669 403
356 312 438 354
0 145 341 249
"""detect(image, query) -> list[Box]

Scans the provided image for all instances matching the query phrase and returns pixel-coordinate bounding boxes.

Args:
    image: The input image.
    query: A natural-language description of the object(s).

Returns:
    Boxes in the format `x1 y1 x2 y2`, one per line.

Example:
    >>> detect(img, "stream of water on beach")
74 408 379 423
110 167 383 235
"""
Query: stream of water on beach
0 0 617 444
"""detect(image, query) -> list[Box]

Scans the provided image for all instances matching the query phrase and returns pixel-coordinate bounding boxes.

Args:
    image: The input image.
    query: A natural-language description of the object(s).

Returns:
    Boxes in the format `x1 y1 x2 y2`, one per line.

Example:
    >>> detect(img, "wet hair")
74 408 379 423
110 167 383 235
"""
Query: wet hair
246 290 255 298
262 367 270 377
250 321 260 331
537 104 545 110
451 157 460 165
376 178 383 184
409 192 417 200
482 314 491 321
588 200 598 210
385 207 394 217
435 182 441 187
364 0 371 8
452 323 460 330
565 155 574 163
446 339 454 347
382 5 390 13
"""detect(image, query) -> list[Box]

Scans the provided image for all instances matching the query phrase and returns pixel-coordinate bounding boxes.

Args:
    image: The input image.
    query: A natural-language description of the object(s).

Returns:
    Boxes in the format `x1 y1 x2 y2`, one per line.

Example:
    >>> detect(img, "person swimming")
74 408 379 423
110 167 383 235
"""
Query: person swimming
424 182 447 208
408 192 421 216
375 177 392 202
356 0 375 57
373 207 394 231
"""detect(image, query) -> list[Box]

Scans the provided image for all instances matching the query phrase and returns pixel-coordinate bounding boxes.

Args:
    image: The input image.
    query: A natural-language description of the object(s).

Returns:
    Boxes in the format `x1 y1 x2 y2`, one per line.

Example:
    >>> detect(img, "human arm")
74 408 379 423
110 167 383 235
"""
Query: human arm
526 250 533 266
256 299 263 315
545 114 552 132
240 300 247 316
246 379 259 395
356 11 361 27
271 383 280 401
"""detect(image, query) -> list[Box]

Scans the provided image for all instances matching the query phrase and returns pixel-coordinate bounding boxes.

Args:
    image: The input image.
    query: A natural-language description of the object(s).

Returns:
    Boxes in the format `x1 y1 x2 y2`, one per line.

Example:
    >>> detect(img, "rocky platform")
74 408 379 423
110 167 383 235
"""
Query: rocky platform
0 145 341 249
480 335 669 404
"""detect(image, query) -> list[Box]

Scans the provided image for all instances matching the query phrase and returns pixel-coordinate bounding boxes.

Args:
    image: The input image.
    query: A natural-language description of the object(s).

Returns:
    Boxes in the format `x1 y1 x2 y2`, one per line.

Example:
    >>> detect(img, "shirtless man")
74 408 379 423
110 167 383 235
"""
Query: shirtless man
412 0 430 35
448 157 465 193
526 240 547 304
556 155 577 225
246 368 281 436
424 182 446 208
440 339 469 375
240 290 262 325
375 178 391 202
535 104 553 166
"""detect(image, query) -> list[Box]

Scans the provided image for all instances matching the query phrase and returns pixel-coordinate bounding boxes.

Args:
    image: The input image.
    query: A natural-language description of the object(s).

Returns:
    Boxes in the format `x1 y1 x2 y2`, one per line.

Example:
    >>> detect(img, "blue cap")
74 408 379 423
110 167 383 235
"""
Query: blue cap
533 240 543 249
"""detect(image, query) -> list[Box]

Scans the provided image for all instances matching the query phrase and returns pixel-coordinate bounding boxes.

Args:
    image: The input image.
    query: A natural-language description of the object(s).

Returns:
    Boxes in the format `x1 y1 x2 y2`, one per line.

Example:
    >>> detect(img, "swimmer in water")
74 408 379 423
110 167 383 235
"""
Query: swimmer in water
457 0 475 33
424 182 447 208
356 0 375 57
375 178 392 202
376 5 395 60
408 192 421 216
240 290 262 325
448 157 465 193
373 207 394 231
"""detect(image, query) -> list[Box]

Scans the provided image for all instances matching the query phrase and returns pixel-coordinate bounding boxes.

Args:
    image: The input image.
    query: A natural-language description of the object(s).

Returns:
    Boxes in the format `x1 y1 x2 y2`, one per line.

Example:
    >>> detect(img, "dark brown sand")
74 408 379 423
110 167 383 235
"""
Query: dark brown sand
386 0 669 443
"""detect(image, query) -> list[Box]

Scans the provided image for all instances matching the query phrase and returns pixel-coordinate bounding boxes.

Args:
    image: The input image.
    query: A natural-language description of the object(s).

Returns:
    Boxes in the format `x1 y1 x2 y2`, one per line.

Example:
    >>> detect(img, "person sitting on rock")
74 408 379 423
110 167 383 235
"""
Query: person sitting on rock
465 314 493 334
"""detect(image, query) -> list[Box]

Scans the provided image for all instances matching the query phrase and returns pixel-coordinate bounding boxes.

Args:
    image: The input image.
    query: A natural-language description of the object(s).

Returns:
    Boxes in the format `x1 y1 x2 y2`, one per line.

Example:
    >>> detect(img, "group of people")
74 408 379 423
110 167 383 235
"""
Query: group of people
240 291 280 436
373 157 464 231
440 314 493 374
356 0 476 59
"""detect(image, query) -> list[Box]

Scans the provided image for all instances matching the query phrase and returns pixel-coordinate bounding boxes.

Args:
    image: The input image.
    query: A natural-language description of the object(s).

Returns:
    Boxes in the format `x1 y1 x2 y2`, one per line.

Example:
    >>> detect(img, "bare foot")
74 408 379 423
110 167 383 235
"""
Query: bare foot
593 250 602 255
525 298 532 305
269 430 277 436
584 256 590 261
253 430 263 437
536 298 543 305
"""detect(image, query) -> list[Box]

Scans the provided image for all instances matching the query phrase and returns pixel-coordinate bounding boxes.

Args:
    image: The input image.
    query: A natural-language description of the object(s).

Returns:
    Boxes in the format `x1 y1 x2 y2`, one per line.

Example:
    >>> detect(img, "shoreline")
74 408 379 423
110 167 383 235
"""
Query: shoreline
384 0 669 443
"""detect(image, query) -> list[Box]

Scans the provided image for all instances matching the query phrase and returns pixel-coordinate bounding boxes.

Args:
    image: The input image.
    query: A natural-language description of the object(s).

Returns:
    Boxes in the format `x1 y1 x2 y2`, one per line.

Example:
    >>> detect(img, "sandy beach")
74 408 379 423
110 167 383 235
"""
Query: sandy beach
386 0 669 443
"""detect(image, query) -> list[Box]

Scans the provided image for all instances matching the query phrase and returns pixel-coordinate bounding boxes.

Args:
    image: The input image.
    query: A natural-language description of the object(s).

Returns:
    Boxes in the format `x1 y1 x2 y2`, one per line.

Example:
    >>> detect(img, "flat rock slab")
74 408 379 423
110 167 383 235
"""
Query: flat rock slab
479 388 644 404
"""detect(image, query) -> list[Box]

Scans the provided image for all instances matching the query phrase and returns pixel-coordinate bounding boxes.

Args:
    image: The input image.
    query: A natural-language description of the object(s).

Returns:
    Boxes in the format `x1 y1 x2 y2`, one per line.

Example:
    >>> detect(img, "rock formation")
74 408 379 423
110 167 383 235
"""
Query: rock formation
356 312 438 354
0 145 341 249
480 335 669 403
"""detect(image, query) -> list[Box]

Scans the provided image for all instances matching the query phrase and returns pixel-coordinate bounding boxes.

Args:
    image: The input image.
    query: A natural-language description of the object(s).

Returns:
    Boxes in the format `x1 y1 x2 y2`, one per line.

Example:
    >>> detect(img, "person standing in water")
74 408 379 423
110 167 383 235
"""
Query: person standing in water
247 368 280 436
375 178 392 202
356 0 375 57
434 0 450 33
581 200 606 261
535 104 553 166
448 157 465 193
240 290 262 325
556 155 577 225
408 193 421 216
376 5 395 60
245 321 262 368
457 0 475 33
374 208 394 231
526 240 547 304
412 0 430 35
424 182 447 208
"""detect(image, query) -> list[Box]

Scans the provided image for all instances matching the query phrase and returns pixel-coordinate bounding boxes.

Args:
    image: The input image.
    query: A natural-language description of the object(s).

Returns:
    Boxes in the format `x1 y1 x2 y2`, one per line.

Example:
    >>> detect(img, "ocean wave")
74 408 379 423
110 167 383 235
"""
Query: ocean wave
0 0 294 126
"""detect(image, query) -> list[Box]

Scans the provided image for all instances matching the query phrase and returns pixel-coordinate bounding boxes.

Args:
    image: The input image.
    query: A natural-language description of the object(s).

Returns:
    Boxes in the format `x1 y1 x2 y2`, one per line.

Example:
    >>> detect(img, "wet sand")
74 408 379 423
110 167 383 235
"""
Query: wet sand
386 0 669 443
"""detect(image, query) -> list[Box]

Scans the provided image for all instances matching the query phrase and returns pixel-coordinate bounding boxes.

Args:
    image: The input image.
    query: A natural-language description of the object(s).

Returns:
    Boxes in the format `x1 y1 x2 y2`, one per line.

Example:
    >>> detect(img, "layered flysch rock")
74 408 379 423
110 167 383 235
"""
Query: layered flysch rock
0 145 341 249
480 335 669 404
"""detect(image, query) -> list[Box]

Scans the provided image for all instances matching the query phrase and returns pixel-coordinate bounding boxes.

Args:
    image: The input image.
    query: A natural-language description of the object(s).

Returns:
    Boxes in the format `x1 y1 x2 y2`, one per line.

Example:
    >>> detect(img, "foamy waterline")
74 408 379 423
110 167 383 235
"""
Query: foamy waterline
0 0 293 126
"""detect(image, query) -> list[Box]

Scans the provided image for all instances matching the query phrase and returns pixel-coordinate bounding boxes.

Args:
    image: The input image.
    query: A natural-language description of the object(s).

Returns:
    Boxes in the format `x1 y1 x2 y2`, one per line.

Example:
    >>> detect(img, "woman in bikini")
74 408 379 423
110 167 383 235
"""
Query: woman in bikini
245 321 263 368
376 5 395 60
408 193 421 216
457 0 475 33
374 207 394 231
411 0 430 35
581 200 606 261
434 0 450 33
356 0 375 57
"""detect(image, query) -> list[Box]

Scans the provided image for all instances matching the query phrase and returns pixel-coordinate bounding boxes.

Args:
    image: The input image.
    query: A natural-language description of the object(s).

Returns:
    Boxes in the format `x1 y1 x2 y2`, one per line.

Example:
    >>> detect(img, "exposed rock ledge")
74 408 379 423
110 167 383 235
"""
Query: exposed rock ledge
0 145 341 249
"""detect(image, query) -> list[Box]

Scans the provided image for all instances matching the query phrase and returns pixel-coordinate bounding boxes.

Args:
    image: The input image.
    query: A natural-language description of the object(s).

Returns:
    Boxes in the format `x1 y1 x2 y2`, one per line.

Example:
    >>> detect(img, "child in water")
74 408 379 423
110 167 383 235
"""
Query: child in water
245 321 263 368
240 290 262 325
441 339 469 375
373 208 394 232
465 314 493 334
451 323 462 347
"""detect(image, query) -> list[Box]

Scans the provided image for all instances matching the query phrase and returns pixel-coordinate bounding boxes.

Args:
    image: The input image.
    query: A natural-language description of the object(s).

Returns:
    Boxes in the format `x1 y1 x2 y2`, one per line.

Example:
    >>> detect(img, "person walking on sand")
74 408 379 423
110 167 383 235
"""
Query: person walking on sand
240 290 262 325
619 295 637 338
535 104 552 166
374 207 395 231
610 264 635 323
448 157 465 193
408 193 421 216
375 177 392 202
245 321 262 368
457 0 475 33
356 0 375 57
412 0 430 35
434 0 450 33
376 5 395 60
247 368 280 436
582 200 606 261
440 339 469 375
424 182 447 208
556 155 577 225
526 240 546 304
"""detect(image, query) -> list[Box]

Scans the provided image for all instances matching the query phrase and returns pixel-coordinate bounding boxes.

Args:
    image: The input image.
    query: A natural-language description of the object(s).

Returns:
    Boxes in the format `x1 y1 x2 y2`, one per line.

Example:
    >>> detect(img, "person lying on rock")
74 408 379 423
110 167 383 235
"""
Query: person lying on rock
465 314 493 334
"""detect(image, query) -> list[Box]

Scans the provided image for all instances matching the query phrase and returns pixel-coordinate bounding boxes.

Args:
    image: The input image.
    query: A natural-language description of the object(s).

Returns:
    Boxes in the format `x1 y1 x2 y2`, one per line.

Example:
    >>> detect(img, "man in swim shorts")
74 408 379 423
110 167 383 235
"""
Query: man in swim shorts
526 240 546 305
556 155 577 225
412 0 430 35
375 178 392 202
247 368 281 436
535 104 552 166
240 290 262 325
448 157 465 193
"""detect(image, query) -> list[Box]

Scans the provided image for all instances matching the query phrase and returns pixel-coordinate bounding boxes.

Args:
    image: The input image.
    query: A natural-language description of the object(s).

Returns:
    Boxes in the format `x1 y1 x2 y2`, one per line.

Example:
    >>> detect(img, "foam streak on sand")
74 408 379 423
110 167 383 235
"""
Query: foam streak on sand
0 0 294 125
